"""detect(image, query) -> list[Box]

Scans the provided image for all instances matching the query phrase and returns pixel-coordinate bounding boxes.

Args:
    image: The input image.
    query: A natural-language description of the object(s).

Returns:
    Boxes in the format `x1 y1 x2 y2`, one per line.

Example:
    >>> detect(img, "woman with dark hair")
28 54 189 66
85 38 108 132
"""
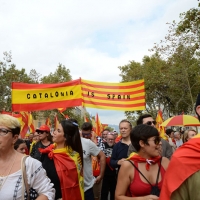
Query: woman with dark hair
14 138 27 154
0 114 55 199
40 119 84 200
115 124 169 200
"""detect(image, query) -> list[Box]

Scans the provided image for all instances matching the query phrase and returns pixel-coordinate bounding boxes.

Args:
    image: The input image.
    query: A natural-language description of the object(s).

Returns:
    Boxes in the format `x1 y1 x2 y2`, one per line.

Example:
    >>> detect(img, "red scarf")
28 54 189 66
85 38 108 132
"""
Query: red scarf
39 144 83 200
160 135 200 199
128 152 161 171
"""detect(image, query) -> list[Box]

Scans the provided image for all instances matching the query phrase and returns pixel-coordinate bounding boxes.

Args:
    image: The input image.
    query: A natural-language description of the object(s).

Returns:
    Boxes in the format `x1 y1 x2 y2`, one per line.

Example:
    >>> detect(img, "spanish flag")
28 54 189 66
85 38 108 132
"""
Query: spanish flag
95 113 103 136
12 79 82 112
156 110 167 139
39 144 84 200
160 135 200 199
81 79 145 111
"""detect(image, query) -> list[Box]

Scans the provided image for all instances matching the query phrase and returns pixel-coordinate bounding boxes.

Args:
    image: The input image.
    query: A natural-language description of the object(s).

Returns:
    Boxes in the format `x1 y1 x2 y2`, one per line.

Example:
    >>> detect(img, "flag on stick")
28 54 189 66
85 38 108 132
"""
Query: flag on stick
156 110 167 139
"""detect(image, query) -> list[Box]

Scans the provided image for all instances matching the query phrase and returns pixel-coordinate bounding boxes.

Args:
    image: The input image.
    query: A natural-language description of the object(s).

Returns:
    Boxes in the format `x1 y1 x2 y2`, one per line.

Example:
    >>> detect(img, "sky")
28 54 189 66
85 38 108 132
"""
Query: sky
0 0 198 126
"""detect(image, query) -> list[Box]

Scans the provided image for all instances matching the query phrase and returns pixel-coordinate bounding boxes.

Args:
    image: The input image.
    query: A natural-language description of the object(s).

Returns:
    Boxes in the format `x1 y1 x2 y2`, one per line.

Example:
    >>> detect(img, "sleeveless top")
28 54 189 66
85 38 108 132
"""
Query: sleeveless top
129 162 166 197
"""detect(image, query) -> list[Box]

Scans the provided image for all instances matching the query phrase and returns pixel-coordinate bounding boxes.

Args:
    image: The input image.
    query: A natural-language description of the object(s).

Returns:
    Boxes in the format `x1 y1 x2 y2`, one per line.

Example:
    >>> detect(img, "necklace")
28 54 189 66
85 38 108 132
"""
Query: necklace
0 152 17 191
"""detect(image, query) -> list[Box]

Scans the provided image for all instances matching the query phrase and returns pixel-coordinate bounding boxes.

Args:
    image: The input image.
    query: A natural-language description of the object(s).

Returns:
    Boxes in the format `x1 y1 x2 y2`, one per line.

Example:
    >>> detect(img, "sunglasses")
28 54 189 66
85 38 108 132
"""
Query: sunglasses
0 128 12 136
37 131 45 134
82 132 92 137
148 136 161 145
145 121 156 126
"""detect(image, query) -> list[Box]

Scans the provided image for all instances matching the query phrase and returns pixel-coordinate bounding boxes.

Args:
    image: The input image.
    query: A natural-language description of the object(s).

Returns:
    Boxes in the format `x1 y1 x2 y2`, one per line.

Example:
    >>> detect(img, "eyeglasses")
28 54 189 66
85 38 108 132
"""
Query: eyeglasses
0 128 12 136
37 131 45 134
148 136 161 145
82 132 92 137
145 121 156 126
107 138 114 141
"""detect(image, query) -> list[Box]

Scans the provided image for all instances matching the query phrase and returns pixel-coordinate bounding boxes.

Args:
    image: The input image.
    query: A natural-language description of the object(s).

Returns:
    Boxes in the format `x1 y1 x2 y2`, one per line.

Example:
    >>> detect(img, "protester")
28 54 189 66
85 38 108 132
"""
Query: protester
182 128 197 143
113 131 118 140
128 114 173 159
174 131 183 148
115 124 169 199
165 129 176 152
29 131 40 154
40 119 84 200
110 119 132 173
101 132 116 200
0 114 55 199
14 138 27 154
160 93 200 199
30 124 52 160
81 122 106 200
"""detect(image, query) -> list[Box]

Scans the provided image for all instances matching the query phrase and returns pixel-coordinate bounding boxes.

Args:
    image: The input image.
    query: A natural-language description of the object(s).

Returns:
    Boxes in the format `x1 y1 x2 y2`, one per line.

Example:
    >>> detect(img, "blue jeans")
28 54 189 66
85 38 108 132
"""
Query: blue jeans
85 187 95 200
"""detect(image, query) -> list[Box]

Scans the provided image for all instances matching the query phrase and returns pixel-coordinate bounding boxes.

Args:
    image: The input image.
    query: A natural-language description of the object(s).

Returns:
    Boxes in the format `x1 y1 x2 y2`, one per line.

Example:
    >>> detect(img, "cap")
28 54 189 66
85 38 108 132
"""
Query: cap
36 125 50 132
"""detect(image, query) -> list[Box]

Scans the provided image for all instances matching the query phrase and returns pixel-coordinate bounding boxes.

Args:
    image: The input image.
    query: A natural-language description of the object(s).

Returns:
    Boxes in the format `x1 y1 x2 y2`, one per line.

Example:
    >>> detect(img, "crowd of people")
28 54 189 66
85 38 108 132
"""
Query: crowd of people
1 94 200 200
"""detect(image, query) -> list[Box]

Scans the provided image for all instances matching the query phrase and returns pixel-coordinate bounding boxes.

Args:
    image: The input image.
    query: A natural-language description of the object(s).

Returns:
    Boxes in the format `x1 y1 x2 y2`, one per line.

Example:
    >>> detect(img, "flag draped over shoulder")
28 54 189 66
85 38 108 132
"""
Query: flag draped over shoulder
12 79 82 112
81 79 145 111
39 144 84 200
160 135 200 199
156 110 167 139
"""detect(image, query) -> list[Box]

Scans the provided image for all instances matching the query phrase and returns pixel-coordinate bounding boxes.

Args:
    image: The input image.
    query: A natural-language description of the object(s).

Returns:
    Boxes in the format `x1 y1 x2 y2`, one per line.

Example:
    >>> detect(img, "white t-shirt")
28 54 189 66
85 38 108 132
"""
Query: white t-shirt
0 156 55 200
81 137 100 192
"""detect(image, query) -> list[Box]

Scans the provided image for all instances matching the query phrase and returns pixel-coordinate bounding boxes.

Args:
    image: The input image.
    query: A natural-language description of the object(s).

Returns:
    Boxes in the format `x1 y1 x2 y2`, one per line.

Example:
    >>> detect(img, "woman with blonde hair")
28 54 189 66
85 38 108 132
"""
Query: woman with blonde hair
183 128 197 143
0 114 55 200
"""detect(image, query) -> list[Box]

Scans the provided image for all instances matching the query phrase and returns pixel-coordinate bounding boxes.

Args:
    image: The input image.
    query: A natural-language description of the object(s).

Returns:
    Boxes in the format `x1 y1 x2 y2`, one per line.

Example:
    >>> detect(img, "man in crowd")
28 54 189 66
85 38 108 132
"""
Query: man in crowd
81 122 106 200
127 114 173 159
160 93 200 199
110 119 132 172
96 129 110 151
174 131 183 148
30 125 52 160
101 132 116 200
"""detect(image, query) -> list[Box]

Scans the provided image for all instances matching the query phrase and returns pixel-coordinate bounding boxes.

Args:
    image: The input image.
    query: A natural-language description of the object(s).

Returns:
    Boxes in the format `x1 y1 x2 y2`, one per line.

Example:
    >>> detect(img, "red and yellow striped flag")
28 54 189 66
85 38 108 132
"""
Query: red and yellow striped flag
156 110 167 140
54 114 59 130
95 113 103 136
28 112 35 133
81 79 145 111
12 79 82 112
45 117 51 127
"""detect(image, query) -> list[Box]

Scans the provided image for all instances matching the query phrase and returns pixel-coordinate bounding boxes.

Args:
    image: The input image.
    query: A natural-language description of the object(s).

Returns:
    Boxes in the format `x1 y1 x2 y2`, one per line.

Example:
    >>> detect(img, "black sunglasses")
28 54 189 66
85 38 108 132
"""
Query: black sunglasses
82 132 92 137
148 136 161 145
37 131 45 134
145 121 156 126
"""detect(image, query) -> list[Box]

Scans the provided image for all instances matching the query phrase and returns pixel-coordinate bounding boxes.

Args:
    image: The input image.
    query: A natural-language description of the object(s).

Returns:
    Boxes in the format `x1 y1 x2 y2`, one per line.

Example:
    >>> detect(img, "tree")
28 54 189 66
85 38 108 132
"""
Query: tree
119 3 200 120
41 63 71 83
40 63 75 122
0 51 32 111
150 3 200 115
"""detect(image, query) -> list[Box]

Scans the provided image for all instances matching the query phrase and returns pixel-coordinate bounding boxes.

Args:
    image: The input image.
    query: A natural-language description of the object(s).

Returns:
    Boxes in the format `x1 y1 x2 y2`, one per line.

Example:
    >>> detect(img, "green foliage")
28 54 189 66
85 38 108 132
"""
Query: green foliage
41 63 71 83
120 3 200 120
0 51 33 111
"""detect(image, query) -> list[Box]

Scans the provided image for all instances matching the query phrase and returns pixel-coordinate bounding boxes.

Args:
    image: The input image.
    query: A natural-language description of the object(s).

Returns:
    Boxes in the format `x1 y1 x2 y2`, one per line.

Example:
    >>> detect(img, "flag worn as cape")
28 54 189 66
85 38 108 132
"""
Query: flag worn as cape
39 144 84 200
159 134 200 199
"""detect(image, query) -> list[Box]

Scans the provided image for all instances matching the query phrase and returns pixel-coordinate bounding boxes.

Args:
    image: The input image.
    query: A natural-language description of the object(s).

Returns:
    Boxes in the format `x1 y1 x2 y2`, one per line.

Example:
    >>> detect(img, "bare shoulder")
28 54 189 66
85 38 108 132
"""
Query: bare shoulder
161 156 170 170
119 160 135 179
